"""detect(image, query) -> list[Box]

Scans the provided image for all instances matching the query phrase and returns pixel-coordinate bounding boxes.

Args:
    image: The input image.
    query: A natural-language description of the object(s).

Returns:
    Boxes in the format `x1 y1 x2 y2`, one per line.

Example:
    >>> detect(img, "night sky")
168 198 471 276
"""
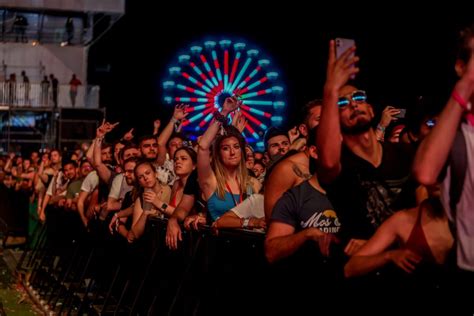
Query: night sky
88 5 470 139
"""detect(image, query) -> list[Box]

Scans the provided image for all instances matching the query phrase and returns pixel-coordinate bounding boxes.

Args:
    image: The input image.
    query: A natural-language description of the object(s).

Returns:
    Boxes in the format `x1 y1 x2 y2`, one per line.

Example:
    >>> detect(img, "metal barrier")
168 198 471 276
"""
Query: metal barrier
16 210 461 315
16 211 270 315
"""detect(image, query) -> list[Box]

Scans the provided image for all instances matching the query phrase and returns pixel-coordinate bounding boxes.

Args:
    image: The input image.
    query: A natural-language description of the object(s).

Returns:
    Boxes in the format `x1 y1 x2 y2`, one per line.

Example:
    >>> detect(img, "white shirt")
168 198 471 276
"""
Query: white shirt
80 170 99 193
231 194 264 219
440 123 474 271
108 173 132 200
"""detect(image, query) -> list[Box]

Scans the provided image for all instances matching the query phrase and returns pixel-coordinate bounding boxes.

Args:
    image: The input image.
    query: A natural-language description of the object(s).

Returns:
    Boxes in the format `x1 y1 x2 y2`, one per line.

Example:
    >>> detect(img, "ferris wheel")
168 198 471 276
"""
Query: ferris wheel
162 38 287 148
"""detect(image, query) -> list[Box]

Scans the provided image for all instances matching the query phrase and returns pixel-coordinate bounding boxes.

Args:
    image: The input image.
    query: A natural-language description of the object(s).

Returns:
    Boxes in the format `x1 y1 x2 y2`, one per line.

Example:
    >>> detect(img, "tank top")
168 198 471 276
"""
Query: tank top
404 208 436 264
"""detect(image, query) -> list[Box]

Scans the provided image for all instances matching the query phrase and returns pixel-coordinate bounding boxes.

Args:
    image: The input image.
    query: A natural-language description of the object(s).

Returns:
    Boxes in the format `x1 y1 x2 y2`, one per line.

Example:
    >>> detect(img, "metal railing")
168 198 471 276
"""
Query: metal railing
0 82 99 108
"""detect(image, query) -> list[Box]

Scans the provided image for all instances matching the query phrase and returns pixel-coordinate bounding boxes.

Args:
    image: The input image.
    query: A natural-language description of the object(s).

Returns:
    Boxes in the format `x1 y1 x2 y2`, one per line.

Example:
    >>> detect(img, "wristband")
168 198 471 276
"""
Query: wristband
452 90 472 111
213 111 228 125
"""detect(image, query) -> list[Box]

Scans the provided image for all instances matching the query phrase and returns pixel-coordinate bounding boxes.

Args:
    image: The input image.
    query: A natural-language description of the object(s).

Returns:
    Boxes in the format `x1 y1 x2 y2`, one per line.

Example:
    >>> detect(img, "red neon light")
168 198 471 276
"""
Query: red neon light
224 51 229 75
229 57 240 83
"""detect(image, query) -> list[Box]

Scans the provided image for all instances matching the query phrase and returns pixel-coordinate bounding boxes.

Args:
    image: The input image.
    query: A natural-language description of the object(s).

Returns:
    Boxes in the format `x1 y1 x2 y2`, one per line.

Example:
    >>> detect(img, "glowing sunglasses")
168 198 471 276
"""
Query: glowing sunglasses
337 90 367 108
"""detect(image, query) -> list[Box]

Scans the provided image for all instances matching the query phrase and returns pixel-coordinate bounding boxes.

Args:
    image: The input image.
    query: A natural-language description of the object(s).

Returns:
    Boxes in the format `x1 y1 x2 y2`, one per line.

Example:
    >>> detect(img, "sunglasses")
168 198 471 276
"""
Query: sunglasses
337 90 367 108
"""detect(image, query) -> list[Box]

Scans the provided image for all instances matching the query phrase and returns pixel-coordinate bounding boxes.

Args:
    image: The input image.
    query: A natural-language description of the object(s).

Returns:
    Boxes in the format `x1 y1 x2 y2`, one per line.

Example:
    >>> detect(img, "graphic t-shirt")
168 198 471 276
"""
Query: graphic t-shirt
271 180 341 234
270 180 343 308
326 142 417 240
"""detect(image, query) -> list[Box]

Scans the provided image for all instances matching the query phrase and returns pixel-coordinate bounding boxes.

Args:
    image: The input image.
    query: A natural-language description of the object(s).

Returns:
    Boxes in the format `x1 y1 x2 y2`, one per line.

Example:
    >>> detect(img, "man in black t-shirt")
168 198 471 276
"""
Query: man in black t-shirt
317 45 417 254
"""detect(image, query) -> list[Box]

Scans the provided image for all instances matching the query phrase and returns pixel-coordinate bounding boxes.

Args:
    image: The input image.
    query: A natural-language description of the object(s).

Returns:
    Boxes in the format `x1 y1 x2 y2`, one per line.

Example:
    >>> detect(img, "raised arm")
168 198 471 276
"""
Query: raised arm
4 153 14 173
197 96 240 198
92 121 118 183
317 40 359 183
413 59 474 185
93 137 112 183
157 104 188 165
86 135 97 164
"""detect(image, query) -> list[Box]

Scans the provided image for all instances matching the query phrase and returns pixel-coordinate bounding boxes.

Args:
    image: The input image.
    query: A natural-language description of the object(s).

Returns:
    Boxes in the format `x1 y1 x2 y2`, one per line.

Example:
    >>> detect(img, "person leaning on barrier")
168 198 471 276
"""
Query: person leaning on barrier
165 169 206 250
195 96 260 223
129 160 170 242
108 158 138 240
212 193 266 232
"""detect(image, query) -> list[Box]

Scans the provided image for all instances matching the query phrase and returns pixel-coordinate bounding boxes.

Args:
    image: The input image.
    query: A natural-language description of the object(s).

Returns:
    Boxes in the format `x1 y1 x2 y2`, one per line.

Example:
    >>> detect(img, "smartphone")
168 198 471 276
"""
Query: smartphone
335 38 355 59
335 38 356 79
395 109 407 119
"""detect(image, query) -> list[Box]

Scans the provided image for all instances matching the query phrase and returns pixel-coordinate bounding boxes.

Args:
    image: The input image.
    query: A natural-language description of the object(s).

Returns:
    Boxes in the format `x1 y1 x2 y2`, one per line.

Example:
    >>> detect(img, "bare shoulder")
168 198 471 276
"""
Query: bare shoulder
388 208 416 226
267 159 296 181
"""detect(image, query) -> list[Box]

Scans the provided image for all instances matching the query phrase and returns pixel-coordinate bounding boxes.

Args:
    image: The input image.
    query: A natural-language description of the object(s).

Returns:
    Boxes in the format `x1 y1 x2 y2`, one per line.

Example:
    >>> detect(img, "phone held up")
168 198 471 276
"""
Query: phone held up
395 109 407 119
335 38 356 79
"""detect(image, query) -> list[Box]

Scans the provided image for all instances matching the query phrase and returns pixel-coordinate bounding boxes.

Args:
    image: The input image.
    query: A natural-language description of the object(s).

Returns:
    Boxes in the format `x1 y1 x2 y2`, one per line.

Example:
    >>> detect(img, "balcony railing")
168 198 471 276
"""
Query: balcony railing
0 82 99 108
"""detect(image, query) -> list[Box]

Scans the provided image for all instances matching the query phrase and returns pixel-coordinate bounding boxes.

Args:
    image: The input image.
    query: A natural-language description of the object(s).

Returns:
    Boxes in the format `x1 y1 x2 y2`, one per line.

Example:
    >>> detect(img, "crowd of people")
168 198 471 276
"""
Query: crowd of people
2 23 474 313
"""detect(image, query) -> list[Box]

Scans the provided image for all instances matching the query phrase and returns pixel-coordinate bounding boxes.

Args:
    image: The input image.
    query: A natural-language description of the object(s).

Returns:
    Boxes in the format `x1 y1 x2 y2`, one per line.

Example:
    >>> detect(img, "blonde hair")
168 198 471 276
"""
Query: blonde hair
212 128 249 200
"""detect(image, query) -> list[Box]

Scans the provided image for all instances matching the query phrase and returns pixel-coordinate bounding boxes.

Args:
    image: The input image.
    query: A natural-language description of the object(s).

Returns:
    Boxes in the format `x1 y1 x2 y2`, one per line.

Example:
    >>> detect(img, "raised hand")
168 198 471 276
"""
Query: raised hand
288 126 300 144
232 110 247 133
325 39 360 92
104 121 119 134
153 119 161 134
222 95 241 116
379 106 401 128
96 119 118 138
173 104 189 121
123 128 134 141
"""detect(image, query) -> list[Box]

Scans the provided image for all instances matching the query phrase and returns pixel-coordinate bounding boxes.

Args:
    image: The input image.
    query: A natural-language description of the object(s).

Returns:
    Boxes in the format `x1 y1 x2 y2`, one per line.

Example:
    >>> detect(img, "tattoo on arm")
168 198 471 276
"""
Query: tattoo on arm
292 163 311 180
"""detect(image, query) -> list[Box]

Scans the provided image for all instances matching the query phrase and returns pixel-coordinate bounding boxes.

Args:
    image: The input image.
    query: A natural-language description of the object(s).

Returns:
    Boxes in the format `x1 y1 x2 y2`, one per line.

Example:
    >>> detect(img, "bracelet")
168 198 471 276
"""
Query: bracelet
376 124 386 133
170 117 180 124
242 218 250 228
452 90 472 111
213 111 227 125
